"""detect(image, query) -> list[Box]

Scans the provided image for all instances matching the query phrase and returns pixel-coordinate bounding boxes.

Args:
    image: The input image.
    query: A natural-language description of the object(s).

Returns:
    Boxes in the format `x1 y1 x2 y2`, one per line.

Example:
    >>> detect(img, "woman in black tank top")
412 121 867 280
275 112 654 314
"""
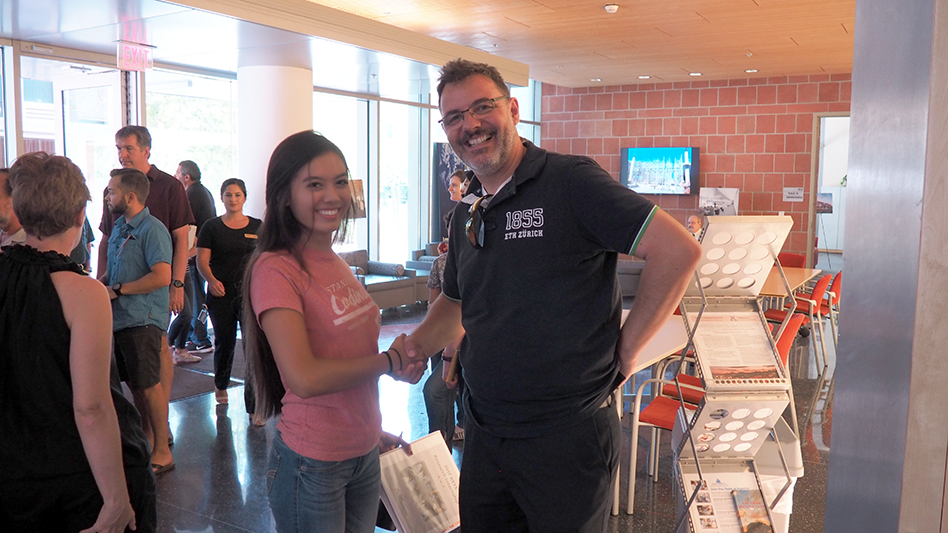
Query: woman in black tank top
0 155 155 532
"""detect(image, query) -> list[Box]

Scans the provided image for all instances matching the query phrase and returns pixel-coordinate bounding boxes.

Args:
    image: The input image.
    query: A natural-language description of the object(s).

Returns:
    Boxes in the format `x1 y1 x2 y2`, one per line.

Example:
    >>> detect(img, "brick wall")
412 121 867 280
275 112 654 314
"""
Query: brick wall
540 74 851 255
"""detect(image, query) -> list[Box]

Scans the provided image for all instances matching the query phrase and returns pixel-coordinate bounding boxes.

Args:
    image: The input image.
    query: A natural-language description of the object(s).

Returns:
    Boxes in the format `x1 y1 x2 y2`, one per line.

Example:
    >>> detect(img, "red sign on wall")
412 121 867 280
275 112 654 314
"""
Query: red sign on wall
117 42 153 72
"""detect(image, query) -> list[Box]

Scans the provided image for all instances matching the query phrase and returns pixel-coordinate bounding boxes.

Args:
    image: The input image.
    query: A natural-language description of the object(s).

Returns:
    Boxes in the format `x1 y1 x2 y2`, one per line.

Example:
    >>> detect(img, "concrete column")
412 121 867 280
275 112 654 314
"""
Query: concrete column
824 0 948 531
237 65 313 218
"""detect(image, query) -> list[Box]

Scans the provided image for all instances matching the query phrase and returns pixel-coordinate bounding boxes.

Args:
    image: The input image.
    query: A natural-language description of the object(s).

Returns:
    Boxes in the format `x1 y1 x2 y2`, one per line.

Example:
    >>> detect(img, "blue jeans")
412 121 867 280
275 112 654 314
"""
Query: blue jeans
267 432 381 533
188 261 210 344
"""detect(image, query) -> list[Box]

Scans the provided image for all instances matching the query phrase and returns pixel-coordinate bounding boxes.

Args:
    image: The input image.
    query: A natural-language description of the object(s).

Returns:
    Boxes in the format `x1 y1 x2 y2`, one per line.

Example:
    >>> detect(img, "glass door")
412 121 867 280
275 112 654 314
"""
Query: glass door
20 56 123 277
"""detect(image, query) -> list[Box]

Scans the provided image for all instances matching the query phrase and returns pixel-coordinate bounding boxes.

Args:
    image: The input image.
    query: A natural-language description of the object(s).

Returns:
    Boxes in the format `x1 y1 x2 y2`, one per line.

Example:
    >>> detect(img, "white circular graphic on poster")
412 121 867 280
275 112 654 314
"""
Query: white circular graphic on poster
735 231 756 245
732 408 751 419
719 433 737 442
756 232 777 245
700 277 713 288
744 263 763 275
713 443 731 453
747 420 766 431
707 248 726 261
716 277 734 289
728 248 748 260
704 421 721 431
738 277 756 289
734 443 752 452
725 421 744 431
741 432 759 442
750 246 770 260
722 263 741 275
754 408 773 419
701 263 720 275
712 232 732 245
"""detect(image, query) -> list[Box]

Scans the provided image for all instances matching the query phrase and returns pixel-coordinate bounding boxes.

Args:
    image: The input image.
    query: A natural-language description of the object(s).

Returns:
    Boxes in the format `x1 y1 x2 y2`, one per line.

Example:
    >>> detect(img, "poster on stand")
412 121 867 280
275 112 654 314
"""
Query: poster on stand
379 432 461 533
680 471 773 533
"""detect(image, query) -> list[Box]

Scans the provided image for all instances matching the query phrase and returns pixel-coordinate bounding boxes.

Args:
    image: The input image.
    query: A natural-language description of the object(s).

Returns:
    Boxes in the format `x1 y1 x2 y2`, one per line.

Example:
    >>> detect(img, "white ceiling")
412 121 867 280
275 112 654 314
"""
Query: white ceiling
0 0 855 94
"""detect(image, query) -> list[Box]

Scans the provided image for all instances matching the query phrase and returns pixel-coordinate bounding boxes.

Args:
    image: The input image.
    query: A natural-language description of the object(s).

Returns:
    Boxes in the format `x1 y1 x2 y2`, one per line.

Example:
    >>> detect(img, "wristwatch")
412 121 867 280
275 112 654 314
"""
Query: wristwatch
111 283 123 296
171 279 185 288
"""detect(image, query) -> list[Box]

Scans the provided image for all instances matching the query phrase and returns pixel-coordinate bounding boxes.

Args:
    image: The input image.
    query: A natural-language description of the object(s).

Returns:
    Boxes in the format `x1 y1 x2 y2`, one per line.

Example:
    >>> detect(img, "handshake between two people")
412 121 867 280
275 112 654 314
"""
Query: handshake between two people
383 333 428 384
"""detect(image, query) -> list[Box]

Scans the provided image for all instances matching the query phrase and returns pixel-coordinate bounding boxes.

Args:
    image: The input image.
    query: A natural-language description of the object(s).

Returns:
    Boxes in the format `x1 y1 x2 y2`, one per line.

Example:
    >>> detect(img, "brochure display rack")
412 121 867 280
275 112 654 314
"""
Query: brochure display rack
669 216 803 533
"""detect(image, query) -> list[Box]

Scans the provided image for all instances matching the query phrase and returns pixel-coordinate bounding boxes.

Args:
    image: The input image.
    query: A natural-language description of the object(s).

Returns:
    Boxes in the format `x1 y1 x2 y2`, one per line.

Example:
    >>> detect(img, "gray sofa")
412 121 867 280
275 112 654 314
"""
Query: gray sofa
408 243 441 304
407 242 441 271
337 250 418 310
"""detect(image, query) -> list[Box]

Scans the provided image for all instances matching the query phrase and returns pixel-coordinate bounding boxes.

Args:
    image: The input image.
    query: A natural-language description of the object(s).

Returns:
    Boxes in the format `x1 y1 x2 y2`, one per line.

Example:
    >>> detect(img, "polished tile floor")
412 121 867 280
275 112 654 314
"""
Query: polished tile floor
155 303 836 532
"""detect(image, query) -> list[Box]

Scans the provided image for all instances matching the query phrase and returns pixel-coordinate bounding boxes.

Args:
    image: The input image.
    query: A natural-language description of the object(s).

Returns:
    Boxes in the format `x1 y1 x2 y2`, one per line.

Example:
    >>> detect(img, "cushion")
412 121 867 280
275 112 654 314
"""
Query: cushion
660 374 705 405
368 261 405 277
639 397 696 431
338 250 369 271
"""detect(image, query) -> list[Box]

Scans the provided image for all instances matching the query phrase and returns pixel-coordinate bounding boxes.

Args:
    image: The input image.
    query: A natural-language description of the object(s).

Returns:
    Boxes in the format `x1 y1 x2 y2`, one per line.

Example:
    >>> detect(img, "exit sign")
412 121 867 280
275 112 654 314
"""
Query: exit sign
117 42 153 72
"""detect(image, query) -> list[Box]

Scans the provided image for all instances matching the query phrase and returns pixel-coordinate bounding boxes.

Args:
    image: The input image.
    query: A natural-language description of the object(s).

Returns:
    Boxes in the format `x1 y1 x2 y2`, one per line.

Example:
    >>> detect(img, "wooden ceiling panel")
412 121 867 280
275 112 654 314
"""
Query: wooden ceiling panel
305 0 854 87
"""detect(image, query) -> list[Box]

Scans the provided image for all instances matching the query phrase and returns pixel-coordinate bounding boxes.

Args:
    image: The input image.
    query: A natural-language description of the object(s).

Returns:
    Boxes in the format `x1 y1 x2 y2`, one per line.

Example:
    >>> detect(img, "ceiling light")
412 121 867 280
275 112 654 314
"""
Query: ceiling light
604 4 619 13
745 69 758 73
638 75 651 79
591 78 602 82
689 72 702 76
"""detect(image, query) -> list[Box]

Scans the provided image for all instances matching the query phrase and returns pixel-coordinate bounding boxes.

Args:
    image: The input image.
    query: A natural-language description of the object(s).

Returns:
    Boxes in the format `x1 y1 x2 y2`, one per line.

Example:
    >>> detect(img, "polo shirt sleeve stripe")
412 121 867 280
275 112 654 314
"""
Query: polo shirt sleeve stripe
441 293 462 304
627 205 659 256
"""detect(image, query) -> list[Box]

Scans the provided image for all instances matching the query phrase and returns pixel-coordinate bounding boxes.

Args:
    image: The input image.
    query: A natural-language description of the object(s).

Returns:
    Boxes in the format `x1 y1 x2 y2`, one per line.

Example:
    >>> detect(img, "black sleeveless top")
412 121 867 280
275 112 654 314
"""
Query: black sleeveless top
0 244 151 480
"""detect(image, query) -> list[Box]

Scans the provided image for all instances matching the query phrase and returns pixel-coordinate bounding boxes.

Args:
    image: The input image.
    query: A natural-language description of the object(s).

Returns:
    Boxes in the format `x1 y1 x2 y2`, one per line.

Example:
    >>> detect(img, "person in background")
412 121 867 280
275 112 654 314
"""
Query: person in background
242 130 426 532
99 168 175 476
447 168 466 202
687 214 704 239
0 152 156 532
68 216 96 271
175 160 216 355
422 238 465 451
99 125 194 450
0 168 26 249
397 59 702 532
424 170 469 449
196 178 261 412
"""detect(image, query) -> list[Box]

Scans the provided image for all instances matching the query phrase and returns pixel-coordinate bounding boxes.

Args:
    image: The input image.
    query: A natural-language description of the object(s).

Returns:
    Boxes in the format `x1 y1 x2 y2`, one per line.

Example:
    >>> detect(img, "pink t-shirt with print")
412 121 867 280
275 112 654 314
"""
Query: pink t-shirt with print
251 248 382 462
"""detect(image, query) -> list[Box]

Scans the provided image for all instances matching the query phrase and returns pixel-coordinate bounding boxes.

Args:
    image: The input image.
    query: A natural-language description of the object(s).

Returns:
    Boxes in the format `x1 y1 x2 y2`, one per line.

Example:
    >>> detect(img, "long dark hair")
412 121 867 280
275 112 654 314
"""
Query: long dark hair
242 131 354 419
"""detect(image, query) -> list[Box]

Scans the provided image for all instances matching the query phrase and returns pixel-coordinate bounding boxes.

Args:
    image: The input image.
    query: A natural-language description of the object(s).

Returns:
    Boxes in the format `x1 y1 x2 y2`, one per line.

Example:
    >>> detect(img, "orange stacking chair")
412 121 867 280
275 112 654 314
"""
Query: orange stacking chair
764 273 833 375
777 252 806 268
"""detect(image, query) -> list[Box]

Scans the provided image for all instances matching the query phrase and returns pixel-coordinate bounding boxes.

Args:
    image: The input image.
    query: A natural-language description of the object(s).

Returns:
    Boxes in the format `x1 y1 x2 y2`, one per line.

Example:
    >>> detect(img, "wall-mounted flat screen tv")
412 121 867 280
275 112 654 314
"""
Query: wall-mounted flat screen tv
619 146 699 195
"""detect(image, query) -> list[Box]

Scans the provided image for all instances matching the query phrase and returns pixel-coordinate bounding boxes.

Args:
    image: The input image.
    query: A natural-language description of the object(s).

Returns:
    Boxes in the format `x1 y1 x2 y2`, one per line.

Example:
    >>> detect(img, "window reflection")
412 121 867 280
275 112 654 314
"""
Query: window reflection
145 70 238 217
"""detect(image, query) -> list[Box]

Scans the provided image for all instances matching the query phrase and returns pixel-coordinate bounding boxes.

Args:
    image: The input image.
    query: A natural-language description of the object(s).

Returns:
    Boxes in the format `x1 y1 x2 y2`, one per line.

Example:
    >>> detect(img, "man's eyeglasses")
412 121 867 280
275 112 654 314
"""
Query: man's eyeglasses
465 194 493 249
439 96 509 130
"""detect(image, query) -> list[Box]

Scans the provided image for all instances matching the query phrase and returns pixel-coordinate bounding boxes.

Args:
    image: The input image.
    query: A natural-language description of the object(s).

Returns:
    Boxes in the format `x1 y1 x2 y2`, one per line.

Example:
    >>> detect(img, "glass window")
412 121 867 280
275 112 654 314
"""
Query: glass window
18 55 123 278
378 101 422 264
510 80 538 122
145 70 238 215
313 91 370 252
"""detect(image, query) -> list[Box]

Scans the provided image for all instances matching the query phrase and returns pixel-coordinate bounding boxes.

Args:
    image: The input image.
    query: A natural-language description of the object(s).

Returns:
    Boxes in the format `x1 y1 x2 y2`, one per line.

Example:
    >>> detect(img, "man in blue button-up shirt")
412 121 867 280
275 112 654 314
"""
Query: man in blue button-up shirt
98 167 174 474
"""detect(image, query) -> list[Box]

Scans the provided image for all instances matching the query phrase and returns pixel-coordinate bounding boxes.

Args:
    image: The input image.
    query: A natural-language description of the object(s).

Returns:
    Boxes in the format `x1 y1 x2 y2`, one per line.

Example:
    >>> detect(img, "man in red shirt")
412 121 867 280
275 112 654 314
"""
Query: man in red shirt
99 126 194 447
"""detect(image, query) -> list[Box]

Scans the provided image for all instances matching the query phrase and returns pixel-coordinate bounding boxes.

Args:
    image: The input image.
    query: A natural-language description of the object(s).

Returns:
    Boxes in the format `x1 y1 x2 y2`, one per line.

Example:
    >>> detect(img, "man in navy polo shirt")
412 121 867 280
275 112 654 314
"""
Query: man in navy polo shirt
402 59 702 532
99 167 174 475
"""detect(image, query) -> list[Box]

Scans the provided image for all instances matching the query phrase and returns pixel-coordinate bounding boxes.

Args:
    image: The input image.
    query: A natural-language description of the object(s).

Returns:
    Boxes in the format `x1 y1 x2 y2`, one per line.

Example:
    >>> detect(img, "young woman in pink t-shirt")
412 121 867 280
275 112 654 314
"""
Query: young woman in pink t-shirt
241 131 426 533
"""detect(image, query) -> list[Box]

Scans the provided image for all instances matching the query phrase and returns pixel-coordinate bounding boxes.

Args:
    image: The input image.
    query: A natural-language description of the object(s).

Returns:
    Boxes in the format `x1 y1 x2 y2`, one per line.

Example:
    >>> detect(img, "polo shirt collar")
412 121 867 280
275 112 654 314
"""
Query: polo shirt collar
120 206 152 230
462 139 547 207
